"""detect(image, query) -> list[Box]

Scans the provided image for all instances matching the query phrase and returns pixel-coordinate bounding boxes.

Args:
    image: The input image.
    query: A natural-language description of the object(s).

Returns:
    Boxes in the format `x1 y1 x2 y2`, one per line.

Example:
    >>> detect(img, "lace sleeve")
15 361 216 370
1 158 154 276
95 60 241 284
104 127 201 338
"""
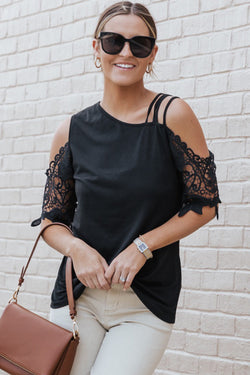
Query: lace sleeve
167 127 221 219
31 142 77 227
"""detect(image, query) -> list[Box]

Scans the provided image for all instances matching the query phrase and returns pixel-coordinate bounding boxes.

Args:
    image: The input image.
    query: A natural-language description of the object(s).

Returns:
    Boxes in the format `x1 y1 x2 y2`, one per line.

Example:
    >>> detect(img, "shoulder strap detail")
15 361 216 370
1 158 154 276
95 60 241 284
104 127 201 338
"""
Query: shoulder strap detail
145 93 164 123
163 96 180 126
152 93 169 123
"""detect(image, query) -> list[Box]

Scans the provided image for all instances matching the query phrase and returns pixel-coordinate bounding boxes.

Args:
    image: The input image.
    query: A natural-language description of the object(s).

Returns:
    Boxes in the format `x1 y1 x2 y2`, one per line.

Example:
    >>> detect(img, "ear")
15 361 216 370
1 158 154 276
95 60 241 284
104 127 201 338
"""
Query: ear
149 44 158 64
92 39 101 58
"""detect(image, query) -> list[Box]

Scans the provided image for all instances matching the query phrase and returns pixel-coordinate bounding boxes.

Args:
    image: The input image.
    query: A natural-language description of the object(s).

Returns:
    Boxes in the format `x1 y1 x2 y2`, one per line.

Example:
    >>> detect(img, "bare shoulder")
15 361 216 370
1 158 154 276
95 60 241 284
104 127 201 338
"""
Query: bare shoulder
158 96 209 157
50 116 72 161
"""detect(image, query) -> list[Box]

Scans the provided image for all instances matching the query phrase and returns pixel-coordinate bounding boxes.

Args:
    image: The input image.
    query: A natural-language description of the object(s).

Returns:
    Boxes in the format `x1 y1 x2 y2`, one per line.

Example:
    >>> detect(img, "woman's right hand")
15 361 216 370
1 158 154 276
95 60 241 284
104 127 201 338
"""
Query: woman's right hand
70 238 111 290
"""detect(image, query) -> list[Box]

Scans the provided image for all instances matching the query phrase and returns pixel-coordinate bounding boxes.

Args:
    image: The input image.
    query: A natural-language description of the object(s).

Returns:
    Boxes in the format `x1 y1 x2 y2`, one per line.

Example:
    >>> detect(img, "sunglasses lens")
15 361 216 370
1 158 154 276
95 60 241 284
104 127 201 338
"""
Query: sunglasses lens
99 33 155 58
131 36 154 58
101 33 124 55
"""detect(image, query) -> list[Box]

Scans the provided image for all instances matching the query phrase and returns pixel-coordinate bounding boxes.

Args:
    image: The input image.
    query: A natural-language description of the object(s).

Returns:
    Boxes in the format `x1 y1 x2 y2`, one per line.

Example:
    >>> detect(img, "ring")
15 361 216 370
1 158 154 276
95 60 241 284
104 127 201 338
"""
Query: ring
119 276 126 283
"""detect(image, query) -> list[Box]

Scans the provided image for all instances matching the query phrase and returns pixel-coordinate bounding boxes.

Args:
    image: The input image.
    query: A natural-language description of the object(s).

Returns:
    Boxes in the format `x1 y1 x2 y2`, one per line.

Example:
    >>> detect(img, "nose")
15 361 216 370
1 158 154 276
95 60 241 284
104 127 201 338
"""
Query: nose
119 41 133 56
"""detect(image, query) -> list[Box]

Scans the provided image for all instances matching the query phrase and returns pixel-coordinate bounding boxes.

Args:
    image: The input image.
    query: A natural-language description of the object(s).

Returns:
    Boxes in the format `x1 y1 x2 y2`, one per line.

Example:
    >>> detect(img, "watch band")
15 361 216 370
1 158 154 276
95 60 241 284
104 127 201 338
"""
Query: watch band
133 237 153 260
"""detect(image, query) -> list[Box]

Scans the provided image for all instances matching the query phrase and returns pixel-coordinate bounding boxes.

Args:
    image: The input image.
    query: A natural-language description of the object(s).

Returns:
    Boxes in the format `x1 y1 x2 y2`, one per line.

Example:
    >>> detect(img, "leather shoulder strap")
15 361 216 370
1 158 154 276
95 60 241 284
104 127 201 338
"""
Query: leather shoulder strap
17 222 76 319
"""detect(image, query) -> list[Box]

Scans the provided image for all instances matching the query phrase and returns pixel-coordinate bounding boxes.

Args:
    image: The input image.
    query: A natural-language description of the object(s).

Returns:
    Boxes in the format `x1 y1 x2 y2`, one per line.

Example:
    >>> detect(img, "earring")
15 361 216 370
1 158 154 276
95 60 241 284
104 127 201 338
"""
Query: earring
95 57 102 69
146 63 153 74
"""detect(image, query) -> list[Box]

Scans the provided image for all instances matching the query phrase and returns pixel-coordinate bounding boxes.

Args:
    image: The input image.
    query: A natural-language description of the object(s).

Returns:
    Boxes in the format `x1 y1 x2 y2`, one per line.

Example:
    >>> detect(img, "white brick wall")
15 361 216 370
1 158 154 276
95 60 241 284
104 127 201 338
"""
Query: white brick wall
0 0 249 374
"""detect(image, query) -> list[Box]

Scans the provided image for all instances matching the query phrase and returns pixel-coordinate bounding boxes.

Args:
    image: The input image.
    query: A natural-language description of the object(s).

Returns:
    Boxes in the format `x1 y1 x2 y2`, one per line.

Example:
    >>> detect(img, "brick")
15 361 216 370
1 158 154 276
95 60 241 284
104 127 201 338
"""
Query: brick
29 48 50 66
159 351 199 373
199 357 233 375
0 206 9 221
157 19 182 41
184 291 217 311
214 6 248 30
22 119 44 136
234 271 250 292
229 70 250 92
19 0 40 16
167 330 186 350
213 50 245 73
21 187 43 204
7 17 27 36
227 160 250 181
48 79 71 97
218 182 243 203
0 138 13 155
23 154 46 170
157 61 180 81
182 228 209 247
39 28 61 47
27 13 50 33
209 94 242 116
0 70 16 88
219 250 250 270
231 26 250 48
233 363 250 375
2 156 22 171
1 4 20 21
168 37 199 59
217 294 250 315
225 205 250 226
10 172 32 188
39 64 61 81
14 102 36 120
50 43 73 62
197 74 228 97
244 228 250 248
210 140 245 160
25 82 47 101
73 37 93 58
182 269 201 289
183 13 213 36
180 55 212 77
84 17 99 37
17 33 39 52
5 86 26 104
199 31 231 54
185 333 217 355
169 0 199 18
185 249 217 269
209 228 243 247
236 317 250 338
50 6 74 27
13 137 34 154
243 183 250 203
201 271 234 291
163 78 195 99
201 313 235 335
7 52 28 70
40 0 63 11
148 2 168 22
9 205 31 222
218 337 250 361
200 0 232 12
174 310 200 332
62 21 84 43
227 116 250 137
38 259 63 277
243 93 250 113
61 59 85 77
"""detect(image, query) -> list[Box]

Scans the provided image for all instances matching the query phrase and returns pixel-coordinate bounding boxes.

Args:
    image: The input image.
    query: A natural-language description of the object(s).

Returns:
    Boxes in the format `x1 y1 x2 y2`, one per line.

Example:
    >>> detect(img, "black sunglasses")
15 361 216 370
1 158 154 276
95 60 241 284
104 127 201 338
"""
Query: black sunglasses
97 32 156 58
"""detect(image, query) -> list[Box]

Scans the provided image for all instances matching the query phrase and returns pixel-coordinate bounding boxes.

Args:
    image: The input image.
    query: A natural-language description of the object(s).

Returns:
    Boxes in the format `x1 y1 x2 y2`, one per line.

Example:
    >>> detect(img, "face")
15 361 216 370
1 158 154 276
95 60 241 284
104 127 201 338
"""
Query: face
92 14 158 86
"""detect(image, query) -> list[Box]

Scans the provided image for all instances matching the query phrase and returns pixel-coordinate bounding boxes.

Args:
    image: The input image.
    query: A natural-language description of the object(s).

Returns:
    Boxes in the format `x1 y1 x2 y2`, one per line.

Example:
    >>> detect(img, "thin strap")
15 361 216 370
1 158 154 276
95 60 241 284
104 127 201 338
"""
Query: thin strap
152 93 169 123
163 96 180 126
145 93 164 123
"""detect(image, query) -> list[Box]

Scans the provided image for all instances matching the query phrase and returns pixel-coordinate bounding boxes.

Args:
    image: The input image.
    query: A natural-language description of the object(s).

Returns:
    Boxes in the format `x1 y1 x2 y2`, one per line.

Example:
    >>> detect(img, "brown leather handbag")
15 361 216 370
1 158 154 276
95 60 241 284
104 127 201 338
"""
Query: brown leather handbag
0 222 80 375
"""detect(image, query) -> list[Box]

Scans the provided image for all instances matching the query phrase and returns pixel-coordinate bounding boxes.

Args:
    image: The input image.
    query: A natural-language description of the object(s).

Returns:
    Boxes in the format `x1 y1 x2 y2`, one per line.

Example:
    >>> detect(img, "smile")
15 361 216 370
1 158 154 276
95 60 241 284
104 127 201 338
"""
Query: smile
114 64 135 70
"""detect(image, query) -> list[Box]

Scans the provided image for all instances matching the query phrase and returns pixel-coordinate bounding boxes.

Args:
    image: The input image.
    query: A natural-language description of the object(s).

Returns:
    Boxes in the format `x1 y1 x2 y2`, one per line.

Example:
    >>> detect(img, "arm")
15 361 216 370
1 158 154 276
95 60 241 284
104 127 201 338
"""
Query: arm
39 117 111 290
105 97 221 290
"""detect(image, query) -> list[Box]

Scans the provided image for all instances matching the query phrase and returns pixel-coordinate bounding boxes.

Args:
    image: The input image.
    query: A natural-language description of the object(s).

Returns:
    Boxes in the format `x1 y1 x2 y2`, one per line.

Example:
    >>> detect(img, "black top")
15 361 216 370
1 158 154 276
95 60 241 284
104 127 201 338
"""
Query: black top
32 93 221 324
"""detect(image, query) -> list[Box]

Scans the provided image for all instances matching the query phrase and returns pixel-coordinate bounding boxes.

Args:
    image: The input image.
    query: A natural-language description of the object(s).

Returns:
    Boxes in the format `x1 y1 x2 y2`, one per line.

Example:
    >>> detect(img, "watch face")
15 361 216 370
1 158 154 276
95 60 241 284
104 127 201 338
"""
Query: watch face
139 243 147 251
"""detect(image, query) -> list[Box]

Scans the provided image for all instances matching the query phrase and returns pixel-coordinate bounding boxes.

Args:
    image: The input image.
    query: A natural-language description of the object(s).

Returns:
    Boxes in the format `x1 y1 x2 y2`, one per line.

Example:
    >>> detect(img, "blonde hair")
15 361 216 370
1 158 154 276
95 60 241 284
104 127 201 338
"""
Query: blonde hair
94 2 157 39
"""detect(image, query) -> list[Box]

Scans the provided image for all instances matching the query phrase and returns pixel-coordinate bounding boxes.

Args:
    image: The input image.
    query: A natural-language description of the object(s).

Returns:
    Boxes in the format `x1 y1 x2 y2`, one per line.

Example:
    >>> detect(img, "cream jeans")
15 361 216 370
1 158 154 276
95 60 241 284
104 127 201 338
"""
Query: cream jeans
49 283 173 375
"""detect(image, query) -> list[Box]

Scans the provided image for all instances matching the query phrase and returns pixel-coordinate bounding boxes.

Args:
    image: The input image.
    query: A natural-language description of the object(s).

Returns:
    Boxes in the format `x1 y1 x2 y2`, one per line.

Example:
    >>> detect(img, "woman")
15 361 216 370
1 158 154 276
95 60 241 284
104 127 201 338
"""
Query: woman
32 2 221 374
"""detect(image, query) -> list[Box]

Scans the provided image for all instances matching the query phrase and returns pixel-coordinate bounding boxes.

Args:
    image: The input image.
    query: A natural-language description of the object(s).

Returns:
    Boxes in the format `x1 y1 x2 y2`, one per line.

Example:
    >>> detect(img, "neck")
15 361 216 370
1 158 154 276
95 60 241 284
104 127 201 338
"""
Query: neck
100 78 151 116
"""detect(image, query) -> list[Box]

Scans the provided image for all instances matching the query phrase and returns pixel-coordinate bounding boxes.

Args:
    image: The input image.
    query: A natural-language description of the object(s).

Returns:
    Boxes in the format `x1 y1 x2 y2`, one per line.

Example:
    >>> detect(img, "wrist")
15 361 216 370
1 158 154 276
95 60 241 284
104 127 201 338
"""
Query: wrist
133 236 153 260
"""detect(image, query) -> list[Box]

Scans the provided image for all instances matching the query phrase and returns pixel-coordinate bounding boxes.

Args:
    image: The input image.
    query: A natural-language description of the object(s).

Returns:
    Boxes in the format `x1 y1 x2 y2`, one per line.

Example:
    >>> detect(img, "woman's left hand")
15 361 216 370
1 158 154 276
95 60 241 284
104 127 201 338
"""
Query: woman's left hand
105 243 147 290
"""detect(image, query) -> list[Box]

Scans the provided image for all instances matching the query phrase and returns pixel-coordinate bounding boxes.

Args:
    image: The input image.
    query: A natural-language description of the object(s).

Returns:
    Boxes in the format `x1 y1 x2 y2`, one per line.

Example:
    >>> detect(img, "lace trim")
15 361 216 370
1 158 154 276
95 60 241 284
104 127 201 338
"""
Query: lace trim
31 142 77 227
166 126 221 218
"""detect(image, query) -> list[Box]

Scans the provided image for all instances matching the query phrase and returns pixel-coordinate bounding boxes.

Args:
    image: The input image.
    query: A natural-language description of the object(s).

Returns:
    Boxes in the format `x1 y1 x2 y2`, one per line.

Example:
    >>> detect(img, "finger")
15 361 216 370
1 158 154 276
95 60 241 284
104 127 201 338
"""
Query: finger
92 275 102 289
97 272 111 290
111 268 122 284
105 263 115 284
85 277 96 289
119 274 127 285
123 273 134 291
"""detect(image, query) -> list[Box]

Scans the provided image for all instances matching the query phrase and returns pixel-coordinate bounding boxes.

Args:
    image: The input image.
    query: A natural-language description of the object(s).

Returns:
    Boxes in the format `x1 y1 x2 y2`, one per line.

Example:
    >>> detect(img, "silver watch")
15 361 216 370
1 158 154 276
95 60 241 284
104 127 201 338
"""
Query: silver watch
133 237 153 260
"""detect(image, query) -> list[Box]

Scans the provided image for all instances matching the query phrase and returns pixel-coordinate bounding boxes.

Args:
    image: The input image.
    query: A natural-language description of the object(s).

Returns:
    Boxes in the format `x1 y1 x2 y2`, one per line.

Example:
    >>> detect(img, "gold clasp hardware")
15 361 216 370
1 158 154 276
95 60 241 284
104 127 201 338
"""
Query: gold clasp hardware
8 285 21 303
72 317 79 339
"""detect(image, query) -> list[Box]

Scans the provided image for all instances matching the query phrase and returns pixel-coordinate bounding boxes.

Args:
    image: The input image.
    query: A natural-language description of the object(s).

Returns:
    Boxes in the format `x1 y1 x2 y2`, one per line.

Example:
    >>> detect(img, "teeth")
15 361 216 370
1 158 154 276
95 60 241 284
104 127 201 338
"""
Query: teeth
115 64 134 68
